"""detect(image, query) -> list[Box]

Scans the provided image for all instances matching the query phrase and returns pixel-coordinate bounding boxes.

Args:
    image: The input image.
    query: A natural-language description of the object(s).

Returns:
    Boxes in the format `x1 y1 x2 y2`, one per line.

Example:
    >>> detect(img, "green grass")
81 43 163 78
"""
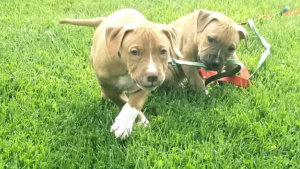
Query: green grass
1 0 300 168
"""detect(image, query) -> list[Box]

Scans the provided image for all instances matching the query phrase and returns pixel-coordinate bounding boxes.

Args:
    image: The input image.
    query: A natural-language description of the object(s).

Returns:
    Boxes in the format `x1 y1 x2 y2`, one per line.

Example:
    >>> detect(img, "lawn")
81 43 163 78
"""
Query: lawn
1 0 300 168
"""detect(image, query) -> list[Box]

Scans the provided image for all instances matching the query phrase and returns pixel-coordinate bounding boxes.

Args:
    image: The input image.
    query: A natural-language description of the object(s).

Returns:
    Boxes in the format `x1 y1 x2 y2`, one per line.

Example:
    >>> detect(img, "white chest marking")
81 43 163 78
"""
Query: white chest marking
116 75 140 93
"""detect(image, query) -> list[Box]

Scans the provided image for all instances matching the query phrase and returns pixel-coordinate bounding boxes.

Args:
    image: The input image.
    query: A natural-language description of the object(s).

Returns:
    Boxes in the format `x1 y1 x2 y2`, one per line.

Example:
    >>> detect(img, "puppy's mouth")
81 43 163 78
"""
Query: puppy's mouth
136 83 158 91
132 80 158 91
198 57 223 71
198 60 220 71
207 64 223 71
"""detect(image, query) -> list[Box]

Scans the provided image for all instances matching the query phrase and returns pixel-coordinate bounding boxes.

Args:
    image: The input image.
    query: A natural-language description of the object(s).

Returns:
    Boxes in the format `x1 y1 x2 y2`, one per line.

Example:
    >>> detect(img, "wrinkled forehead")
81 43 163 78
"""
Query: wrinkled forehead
122 24 169 49
204 21 240 44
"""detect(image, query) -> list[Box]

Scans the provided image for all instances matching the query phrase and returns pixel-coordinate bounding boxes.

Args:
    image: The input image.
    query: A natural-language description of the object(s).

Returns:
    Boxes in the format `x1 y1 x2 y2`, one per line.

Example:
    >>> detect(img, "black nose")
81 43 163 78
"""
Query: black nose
212 60 221 68
147 75 158 82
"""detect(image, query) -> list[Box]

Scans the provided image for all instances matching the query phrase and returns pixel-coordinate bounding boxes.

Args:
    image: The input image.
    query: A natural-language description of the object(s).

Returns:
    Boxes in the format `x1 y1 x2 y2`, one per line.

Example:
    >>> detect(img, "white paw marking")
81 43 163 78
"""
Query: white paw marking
137 112 149 127
110 103 139 140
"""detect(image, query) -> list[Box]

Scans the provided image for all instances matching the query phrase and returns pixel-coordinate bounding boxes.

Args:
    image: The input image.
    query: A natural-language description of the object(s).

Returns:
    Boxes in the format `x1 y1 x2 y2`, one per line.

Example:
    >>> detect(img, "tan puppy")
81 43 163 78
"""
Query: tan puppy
163 10 248 91
59 9 182 139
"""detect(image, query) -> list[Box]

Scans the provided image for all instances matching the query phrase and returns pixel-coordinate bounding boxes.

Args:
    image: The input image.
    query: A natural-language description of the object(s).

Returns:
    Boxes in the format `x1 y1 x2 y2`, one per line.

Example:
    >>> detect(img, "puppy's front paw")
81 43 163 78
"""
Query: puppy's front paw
189 79 206 92
110 103 139 140
137 112 149 127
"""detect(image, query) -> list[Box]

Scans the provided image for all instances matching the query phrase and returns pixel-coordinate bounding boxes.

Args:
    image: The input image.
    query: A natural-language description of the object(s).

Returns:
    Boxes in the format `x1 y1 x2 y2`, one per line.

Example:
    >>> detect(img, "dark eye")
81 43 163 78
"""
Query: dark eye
160 49 167 55
131 49 139 56
208 36 215 43
228 47 235 52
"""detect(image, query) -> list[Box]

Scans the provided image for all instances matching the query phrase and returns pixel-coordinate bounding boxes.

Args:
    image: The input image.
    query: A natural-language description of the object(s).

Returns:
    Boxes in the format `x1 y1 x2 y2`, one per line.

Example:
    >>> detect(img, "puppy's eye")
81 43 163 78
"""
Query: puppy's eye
131 49 139 56
208 36 215 43
160 49 167 55
228 47 235 52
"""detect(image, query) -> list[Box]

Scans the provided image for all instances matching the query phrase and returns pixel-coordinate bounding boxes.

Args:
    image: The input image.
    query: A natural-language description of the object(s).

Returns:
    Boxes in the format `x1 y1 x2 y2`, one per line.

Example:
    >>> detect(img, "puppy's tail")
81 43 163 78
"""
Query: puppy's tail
58 17 106 27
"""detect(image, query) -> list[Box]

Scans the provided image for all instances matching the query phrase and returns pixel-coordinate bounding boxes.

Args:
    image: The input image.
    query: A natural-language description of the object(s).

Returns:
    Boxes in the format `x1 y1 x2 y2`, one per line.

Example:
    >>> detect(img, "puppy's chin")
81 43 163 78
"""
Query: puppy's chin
198 59 210 69
133 76 165 91
131 78 157 91
136 84 158 91
209 66 223 71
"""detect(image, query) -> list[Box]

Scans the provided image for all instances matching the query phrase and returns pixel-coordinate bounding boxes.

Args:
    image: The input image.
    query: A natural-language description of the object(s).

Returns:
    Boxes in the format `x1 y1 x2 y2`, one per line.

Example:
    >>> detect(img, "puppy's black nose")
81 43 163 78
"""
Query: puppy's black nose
212 60 221 68
147 75 158 82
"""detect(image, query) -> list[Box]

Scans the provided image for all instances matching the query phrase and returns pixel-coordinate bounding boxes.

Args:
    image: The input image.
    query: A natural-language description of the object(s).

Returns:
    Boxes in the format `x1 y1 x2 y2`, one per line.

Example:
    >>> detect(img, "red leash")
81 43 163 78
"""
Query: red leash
199 62 251 87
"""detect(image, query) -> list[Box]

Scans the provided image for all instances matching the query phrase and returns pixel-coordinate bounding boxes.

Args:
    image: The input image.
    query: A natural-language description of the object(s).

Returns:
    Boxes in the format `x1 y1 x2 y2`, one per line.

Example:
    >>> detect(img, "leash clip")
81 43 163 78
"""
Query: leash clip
168 57 178 66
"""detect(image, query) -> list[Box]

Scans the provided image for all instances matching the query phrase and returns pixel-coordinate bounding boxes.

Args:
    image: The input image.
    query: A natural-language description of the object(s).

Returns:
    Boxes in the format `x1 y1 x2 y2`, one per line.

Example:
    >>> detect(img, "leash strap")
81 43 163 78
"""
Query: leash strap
118 51 121 58
169 58 242 86
204 60 241 86
168 57 208 69
239 6 291 25
247 19 271 80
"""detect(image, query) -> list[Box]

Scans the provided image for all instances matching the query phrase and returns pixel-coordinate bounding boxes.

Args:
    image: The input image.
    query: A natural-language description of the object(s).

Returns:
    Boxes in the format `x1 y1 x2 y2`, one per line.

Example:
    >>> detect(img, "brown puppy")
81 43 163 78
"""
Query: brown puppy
59 9 182 139
162 10 248 91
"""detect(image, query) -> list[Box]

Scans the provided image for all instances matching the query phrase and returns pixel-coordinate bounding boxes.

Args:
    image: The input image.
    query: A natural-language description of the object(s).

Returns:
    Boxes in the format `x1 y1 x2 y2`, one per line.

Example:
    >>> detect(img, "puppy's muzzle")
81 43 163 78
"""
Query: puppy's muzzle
134 71 163 91
144 71 159 86
211 58 221 69
147 73 158 83
199 54 223 71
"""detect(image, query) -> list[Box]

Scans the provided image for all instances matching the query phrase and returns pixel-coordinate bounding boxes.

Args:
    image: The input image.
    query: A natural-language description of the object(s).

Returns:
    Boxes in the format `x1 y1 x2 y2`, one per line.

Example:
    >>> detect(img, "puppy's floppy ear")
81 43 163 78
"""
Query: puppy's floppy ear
105 24 135 56
162 25 182 59
236 24 249 49
197 10 217 33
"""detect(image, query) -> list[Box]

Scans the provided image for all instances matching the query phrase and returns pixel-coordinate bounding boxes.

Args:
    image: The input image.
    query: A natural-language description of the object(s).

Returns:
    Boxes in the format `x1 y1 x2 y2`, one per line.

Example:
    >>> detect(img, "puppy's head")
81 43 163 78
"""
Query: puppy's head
105 22 181 91
195 10 248 71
